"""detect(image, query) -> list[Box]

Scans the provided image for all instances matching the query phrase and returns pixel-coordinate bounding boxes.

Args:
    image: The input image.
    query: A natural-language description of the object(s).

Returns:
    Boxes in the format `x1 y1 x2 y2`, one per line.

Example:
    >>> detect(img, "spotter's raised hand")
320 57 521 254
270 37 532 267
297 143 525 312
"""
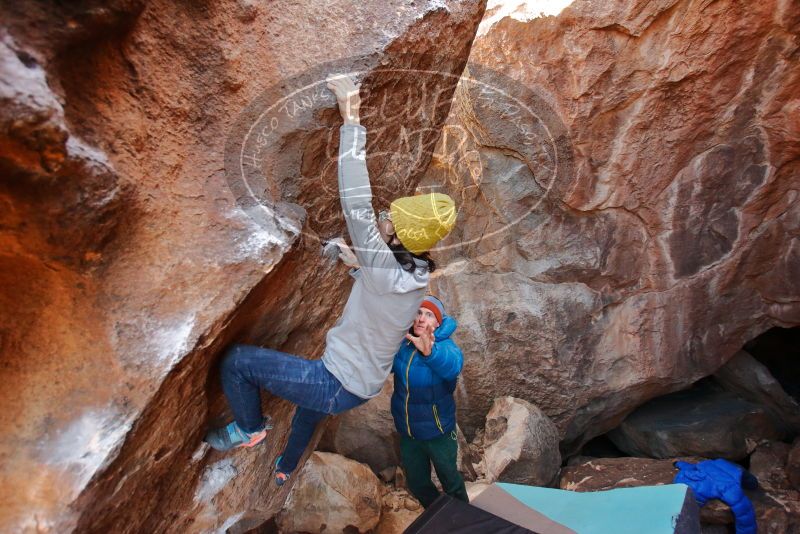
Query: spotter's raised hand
406 322 435 356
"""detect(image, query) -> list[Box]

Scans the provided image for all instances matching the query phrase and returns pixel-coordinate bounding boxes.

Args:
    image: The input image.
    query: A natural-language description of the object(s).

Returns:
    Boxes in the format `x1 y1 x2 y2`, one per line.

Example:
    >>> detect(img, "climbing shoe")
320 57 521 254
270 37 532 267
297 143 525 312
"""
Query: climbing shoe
275 455 291 487
204 417 272 452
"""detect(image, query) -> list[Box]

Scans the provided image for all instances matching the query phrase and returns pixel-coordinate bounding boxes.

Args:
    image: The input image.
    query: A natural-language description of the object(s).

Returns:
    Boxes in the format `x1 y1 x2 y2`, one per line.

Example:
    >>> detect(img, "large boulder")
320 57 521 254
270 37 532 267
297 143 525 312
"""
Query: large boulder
608 380 784 460
425 0 800 455
480 397 561 485
714 350 800 433
0 1 487 531
276 452 383 534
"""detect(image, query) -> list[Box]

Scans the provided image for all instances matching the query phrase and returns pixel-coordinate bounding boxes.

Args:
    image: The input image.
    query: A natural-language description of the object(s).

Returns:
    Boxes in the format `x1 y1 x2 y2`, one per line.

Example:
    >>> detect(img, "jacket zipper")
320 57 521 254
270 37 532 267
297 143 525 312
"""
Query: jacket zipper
405 343 416 438
432 404 444 434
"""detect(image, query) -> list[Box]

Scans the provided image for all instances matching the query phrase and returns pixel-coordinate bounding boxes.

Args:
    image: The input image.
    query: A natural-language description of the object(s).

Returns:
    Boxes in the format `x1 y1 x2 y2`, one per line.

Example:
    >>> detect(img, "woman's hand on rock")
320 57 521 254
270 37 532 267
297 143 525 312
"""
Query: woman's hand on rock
327 237 359 268
326 74 361 125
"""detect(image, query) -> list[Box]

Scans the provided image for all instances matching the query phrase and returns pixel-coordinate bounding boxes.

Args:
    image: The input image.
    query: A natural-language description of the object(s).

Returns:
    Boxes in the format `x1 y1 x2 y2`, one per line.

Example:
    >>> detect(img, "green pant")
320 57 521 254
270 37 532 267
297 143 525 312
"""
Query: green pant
400 431 469 508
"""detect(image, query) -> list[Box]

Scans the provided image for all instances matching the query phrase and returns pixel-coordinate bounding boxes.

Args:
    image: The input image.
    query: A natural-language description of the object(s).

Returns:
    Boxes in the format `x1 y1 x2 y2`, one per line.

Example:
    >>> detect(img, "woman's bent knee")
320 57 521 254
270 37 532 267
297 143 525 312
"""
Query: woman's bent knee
220 344 247 377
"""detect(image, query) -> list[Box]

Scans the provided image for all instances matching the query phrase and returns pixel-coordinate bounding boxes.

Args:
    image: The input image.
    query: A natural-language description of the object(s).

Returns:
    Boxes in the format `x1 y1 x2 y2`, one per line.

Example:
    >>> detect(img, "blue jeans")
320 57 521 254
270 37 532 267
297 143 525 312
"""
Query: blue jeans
220 343 366 472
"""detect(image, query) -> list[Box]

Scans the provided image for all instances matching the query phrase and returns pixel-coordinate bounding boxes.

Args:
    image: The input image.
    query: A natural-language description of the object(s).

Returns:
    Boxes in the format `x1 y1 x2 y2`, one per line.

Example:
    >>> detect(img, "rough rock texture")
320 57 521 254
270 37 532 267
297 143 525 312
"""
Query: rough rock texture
750 440 794 493
743 440 800 533
277 451 383 534
714 350 800 433
756 496 800 534
559 456 702 491
376 488 423 534
479 396 561 485
375 507 422 534
456 425 479 480
320 380 400 474
788 438 800 491
424 0 800 452
0 1 486 532
608 380 785 460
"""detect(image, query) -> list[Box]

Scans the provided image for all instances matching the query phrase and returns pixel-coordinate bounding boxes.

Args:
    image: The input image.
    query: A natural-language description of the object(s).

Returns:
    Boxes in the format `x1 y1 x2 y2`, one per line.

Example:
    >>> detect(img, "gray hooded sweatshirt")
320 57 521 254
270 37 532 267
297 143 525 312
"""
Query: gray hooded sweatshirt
321 124 429 399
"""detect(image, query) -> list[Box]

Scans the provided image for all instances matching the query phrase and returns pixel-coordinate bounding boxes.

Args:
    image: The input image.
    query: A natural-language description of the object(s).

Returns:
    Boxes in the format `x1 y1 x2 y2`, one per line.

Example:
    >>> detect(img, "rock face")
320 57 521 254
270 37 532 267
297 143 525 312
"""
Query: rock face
714 350 800 433
277 452 383 534
423 0 800 452
608 380 784 460
0 1 486 532
480 397 561 485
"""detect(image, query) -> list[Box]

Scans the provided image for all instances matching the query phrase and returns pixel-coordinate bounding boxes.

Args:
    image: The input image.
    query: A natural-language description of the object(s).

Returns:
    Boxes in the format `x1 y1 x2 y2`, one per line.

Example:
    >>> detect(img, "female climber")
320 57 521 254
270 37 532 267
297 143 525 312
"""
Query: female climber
205 74 458 487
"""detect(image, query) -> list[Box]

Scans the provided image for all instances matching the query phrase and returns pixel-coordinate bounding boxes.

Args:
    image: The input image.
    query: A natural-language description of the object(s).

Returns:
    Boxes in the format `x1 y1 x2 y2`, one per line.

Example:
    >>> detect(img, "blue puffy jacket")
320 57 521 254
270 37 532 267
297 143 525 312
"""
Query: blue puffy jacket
391 315 463 440
674 459 756 534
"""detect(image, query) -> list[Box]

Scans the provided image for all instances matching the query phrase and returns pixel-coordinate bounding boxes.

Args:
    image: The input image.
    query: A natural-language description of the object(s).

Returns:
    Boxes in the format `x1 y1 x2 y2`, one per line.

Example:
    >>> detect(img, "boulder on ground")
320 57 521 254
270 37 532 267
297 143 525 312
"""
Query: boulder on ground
609 380 784 460
276 452 382 534
481 397 561 485
714 350 800 433
376 488 423 534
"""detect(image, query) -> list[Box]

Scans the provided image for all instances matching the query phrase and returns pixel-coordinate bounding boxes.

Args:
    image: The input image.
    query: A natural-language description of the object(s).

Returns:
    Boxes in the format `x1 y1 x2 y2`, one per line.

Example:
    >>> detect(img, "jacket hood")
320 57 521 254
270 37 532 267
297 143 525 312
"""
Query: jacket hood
434 315 457 341
388 257 431 294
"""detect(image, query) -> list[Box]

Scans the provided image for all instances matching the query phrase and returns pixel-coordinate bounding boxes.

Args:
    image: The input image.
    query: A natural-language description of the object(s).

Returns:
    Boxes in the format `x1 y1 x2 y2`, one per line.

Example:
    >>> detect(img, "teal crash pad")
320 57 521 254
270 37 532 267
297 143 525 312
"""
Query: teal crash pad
494 482 700 534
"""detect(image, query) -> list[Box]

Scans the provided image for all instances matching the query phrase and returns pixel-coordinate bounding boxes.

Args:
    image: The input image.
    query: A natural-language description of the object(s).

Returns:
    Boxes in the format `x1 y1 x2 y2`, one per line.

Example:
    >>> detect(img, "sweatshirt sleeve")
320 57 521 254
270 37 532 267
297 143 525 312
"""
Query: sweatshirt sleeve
420 339 463 381
337 124 398 276
722 486 757 534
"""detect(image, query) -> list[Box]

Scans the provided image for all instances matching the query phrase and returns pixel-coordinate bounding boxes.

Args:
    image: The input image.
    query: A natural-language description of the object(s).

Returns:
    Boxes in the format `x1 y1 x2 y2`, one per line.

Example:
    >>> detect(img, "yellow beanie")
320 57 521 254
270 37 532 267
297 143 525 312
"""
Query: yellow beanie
390 192 457 254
